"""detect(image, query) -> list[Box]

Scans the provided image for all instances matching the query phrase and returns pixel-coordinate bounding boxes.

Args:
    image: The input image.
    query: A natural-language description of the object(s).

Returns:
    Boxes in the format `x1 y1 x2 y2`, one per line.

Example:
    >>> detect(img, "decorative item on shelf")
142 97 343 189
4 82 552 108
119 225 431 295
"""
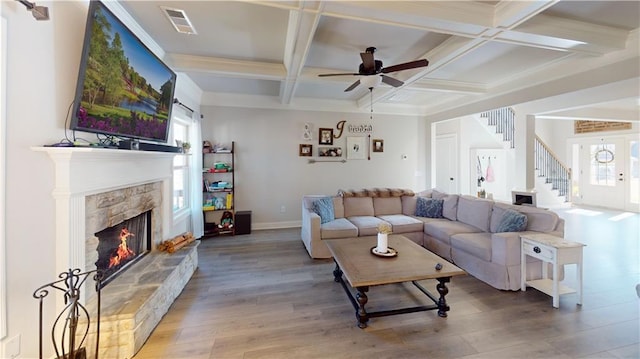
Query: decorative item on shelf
477 188 486 198
181 141 191 154
218 211 234 231
213 143 232 153
203 140 213 153
212 162 231 172
299 144 312 156
213 197 225 209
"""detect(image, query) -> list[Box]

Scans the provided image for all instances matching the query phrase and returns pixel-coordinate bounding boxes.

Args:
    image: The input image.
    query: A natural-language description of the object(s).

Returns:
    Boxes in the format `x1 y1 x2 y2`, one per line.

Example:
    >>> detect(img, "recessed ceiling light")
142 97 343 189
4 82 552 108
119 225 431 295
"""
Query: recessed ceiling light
161 6 197 35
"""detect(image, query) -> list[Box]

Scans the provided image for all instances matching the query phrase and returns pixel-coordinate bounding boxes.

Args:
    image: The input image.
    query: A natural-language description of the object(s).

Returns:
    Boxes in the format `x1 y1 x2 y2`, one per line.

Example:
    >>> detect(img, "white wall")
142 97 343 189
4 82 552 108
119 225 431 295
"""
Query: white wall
0 2 201 357
201 106 427 228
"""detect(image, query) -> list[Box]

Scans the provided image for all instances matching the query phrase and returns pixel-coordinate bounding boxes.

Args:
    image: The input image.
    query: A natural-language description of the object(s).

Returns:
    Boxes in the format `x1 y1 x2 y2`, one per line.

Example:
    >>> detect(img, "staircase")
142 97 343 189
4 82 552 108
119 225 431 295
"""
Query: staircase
479 108 571 204
480 107 515 149
534 135 571 203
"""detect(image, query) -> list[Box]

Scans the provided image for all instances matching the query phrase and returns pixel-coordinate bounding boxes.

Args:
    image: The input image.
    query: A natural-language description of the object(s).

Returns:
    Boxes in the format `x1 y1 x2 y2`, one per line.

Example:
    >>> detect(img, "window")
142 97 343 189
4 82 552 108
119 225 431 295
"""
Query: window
590 143 615 186
172 119 190 213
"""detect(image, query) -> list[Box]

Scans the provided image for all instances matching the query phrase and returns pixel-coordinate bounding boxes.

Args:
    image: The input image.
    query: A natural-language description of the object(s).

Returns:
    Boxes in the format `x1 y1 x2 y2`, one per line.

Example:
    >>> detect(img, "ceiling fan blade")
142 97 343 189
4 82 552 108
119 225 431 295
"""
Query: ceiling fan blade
360 52 375 72
381 59 429 74
318 73 359 77
344 79 361 92
381 75 404 87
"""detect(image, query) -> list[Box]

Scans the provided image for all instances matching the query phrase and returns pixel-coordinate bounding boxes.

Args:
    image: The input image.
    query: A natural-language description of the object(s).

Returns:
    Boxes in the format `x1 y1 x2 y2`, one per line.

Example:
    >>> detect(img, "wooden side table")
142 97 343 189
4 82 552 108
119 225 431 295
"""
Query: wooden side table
520 233 586 308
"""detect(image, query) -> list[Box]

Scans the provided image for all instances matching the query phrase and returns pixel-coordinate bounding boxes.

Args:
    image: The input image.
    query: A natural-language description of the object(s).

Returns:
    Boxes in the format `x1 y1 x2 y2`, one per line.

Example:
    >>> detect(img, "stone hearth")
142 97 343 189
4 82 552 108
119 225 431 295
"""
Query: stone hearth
34 147 198 358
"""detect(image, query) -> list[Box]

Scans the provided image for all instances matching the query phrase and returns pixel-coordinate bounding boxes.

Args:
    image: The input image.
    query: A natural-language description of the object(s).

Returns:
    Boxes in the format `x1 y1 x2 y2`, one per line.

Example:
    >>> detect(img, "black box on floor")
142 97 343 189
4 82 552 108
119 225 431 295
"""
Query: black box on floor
234 211 251 235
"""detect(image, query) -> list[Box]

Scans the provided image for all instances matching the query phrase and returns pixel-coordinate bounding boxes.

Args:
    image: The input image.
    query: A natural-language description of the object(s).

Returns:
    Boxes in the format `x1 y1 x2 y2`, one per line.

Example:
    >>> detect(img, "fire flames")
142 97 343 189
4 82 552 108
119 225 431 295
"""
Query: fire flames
109 227 136 268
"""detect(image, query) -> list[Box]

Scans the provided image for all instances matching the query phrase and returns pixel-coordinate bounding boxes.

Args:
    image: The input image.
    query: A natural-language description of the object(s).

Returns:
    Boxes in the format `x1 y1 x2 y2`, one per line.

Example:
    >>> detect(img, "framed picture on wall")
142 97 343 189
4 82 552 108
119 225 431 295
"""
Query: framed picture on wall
372 139 384 152
319 128 333 145
347 137 366 160
318 147 342 157
299 144 312 156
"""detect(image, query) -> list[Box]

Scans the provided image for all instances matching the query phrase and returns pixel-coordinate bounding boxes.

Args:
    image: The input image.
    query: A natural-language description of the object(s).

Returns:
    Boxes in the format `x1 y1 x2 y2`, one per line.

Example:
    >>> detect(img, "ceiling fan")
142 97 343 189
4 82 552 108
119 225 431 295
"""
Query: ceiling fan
318 47 429 92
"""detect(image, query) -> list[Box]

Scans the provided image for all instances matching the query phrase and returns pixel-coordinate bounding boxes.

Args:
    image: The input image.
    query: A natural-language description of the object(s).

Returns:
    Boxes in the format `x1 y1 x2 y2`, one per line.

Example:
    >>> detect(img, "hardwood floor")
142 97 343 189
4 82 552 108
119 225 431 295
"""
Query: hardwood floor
134 206 639 359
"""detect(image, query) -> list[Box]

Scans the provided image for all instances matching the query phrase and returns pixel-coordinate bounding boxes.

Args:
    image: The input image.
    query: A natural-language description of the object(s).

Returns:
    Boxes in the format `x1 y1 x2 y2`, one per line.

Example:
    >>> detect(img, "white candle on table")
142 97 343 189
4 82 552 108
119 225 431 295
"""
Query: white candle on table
376 233 388 253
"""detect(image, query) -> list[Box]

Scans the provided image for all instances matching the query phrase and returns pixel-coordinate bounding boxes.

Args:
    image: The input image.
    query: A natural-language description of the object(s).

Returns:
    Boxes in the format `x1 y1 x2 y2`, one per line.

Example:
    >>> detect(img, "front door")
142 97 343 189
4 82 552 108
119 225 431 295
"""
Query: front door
576 138 627 210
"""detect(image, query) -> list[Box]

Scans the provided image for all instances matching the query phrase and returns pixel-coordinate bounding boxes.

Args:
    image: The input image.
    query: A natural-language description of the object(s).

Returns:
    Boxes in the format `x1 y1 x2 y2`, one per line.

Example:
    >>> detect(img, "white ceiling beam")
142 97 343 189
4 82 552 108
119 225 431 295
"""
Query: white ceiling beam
280 2 323 104
165 53 285 80
411 79 487 95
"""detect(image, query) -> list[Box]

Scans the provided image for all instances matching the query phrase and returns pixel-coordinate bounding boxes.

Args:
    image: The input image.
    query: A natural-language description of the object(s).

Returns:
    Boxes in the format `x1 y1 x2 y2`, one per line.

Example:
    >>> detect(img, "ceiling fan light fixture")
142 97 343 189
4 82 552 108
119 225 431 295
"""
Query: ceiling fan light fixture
360 75 382 89
161 6 197 35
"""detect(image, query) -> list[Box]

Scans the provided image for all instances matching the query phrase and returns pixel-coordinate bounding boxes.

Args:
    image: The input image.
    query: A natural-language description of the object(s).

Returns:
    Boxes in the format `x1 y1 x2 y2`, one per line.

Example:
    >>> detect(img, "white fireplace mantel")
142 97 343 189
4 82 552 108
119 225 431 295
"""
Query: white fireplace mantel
32 147 176 275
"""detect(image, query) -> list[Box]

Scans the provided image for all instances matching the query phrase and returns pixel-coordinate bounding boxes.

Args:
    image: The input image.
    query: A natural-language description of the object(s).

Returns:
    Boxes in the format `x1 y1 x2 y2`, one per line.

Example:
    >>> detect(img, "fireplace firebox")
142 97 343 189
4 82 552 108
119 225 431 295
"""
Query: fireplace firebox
95 210 152 288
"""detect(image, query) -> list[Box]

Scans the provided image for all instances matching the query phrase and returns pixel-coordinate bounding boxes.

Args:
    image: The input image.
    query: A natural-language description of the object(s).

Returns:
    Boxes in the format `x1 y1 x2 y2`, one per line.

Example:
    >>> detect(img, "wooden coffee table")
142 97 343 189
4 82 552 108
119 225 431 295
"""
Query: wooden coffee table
325 235 466 328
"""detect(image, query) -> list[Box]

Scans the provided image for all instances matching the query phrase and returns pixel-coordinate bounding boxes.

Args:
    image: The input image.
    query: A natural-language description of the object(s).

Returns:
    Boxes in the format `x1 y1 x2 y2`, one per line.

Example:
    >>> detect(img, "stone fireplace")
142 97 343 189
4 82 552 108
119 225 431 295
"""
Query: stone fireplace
86 185 157 289
34 147 198 358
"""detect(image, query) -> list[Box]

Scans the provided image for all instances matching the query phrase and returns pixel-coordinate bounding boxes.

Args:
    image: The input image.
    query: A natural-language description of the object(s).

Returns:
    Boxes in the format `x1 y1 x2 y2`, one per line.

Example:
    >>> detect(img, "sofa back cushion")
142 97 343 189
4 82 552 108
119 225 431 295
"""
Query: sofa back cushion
456 195 493 232
431 189 448 200
373 197 402 216
401 195 418 215
442 195 459 221
333 196 344 218
490 202 559 233
343 197 374 217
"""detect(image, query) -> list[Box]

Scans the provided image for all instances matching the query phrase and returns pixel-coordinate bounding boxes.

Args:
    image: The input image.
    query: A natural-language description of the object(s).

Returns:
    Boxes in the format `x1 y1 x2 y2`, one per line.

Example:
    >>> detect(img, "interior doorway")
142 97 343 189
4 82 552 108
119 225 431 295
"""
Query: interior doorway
435 134 458 194
570 136 639 212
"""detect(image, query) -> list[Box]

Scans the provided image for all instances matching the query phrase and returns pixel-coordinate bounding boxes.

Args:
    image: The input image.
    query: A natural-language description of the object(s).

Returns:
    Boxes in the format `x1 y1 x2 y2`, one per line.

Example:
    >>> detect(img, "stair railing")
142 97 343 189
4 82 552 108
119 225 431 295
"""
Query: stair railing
534 135 572 202
479 107 515 148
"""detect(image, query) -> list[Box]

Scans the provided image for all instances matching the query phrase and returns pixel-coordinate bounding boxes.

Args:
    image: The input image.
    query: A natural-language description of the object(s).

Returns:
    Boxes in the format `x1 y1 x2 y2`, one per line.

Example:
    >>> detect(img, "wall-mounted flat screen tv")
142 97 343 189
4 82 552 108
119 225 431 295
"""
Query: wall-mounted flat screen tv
71 0 176 143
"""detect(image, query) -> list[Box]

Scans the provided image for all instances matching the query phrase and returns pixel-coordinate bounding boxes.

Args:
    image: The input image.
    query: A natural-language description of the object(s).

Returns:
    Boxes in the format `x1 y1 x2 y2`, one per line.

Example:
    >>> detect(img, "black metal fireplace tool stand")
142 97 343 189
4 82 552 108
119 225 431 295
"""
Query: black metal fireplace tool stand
33 268 103 359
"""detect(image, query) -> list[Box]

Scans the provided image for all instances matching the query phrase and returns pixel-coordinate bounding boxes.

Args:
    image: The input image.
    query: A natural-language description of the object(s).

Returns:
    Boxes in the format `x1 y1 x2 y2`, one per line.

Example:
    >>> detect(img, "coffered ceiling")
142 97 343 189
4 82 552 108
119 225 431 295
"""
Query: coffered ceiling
119 1 640 120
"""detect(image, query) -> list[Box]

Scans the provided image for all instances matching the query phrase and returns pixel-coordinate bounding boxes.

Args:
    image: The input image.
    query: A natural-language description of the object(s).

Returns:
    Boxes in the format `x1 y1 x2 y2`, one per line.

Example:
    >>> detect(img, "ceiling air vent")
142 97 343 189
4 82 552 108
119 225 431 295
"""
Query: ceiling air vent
161 6 197 35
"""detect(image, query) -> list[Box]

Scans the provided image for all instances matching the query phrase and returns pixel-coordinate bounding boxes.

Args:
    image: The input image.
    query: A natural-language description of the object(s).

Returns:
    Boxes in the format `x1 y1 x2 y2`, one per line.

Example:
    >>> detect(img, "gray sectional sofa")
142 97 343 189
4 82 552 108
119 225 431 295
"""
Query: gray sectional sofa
301 188 565 291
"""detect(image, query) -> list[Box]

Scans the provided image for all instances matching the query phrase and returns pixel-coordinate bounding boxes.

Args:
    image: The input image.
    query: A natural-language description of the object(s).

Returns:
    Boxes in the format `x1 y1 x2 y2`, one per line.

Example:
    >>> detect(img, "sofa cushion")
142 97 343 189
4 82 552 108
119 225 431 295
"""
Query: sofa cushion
424 220 481 245
450 232 492 262
495 209 528 232
343 197 374 217
320 218 358 239
415 197 443 218
347 216 388 236
514 205 559 232
377 214 424 234
442 195 459 221
401 195 417 216
431 189 448 200
332 197 344 219
456 195 493 232
373 197 402 216
312 197 334 224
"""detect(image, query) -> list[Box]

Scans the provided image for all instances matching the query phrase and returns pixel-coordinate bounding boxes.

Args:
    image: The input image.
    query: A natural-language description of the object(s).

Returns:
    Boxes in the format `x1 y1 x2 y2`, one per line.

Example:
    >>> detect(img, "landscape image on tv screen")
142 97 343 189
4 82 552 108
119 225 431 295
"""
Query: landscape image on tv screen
72 1 176 143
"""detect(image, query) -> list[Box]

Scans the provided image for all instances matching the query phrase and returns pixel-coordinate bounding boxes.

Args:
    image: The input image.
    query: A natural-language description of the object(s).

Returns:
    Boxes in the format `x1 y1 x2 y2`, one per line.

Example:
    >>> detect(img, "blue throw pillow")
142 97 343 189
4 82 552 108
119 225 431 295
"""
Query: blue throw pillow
415 197 443 218
496 209 528 232
313 197 335 224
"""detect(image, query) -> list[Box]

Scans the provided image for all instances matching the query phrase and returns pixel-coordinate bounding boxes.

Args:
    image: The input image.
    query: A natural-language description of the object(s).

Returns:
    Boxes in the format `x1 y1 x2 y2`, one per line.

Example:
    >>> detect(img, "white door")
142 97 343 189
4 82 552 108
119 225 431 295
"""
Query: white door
435 134 458 193
578 138 626 210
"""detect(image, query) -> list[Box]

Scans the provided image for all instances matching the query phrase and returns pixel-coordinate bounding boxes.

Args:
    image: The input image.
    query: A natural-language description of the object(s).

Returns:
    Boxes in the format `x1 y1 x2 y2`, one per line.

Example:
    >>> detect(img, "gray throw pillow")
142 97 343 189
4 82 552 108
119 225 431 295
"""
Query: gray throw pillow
415 197 443 218
313 197 335 224
496 209 528 232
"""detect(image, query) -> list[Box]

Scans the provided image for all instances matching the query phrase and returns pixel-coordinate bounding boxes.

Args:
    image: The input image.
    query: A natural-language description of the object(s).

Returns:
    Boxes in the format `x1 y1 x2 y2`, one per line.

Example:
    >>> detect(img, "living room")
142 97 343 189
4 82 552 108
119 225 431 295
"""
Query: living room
1 1 638 358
